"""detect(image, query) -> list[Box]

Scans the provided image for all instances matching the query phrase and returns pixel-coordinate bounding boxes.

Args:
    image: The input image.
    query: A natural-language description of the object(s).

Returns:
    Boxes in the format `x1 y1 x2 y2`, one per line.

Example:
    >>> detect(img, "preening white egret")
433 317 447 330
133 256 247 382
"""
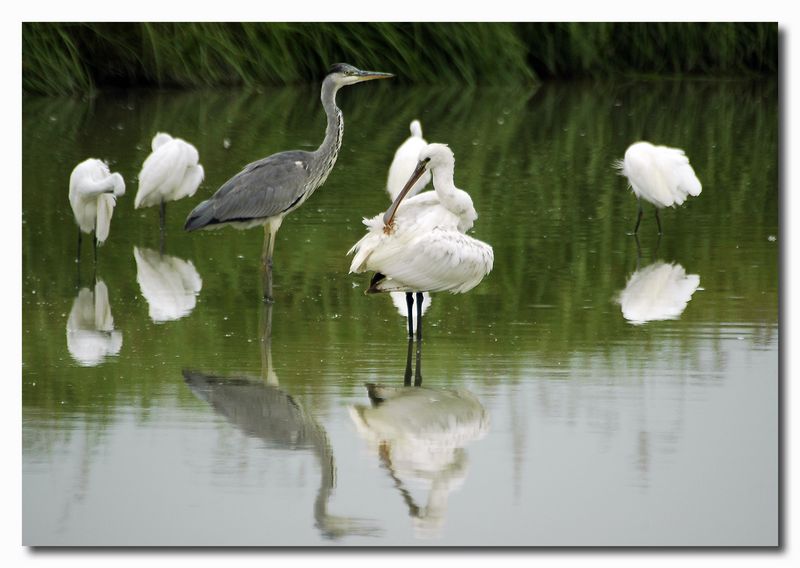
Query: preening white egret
349 143 493 340
616 141 702 234
135 132 204 230
68 158 126 260
184 63 393 302
617 260 700 324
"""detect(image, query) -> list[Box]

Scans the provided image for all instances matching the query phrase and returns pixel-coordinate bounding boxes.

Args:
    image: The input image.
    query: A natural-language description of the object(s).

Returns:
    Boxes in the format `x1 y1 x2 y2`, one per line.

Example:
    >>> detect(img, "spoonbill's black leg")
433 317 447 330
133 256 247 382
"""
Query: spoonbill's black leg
404 337 414 386
405 292 414 338
415 292 423 341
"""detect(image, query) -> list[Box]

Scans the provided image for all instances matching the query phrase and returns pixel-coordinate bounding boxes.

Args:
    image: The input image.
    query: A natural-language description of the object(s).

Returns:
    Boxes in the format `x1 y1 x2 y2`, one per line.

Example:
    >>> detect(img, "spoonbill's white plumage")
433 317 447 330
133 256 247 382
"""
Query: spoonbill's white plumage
133 247 203 323
349 143 493 338
616 141 702 234
68 158 126 250
135 132 204 226
618 261 700 324
386 119 430 201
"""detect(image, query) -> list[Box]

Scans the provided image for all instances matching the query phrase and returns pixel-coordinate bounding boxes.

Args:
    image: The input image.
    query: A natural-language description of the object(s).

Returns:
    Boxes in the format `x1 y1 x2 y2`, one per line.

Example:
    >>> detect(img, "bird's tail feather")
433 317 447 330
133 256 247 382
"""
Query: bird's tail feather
184 200 214 231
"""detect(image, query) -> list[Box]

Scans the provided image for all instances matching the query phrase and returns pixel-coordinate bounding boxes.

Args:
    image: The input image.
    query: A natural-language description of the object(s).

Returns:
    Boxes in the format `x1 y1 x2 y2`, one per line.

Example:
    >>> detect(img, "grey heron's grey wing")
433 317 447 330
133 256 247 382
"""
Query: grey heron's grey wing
203 151 314 225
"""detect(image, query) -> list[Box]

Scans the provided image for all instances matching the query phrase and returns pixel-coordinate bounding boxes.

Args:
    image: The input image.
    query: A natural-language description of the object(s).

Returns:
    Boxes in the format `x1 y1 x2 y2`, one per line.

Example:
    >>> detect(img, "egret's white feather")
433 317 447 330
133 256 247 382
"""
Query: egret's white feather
68 158 125 242
619 141 702 208
135 133 204 208
387 119 431 201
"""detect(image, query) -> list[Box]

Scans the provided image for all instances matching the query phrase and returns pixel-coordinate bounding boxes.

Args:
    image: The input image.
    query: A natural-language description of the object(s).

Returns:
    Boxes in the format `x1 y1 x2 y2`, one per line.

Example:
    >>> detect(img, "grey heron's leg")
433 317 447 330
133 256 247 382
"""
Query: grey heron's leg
654 207 662 235
406 292 414 338
404 336 414 386
631 199 644 235
261 217 283 303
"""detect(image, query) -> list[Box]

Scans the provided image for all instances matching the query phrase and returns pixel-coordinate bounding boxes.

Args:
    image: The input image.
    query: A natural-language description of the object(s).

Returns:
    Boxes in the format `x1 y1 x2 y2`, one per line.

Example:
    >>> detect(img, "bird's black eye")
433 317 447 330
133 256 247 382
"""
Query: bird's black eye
424 157 431 163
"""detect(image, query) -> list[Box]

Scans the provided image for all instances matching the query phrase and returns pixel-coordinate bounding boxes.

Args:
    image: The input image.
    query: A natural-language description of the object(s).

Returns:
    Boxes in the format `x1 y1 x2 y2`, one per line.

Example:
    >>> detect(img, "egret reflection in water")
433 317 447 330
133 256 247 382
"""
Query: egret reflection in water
66 280 122 366
134 246 202 323
350 343 489 538
182 304 380 540
617 260 701 324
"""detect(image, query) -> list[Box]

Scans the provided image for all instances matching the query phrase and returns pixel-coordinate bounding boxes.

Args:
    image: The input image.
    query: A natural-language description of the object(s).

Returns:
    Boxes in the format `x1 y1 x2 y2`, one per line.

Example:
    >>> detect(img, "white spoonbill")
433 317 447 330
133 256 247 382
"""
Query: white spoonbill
348 143 493 339
386 120 432 333
135 132 204 230
386 119 430 201
68 158 126 260
615 141 702 235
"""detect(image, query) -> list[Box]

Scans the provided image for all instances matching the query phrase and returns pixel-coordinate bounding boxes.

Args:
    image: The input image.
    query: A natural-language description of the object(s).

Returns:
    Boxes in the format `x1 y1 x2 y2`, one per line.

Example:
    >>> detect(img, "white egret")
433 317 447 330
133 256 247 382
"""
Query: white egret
68 158 126 260
617 260 701 324
133 247 203 323
184 63 393 303
66 280 123 366
615 141 702 234
135 132 204 230
348 143 493 339
386 119 430 201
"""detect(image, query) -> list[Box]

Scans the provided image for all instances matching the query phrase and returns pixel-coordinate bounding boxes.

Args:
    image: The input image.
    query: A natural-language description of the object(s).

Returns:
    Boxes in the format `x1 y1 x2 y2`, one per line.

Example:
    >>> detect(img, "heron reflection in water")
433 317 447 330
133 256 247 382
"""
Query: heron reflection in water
349 339 489 538
183 304 379 540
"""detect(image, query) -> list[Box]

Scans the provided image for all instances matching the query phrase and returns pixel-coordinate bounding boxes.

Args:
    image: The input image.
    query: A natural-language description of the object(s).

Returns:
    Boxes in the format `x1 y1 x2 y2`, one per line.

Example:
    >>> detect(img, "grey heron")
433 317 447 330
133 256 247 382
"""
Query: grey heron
615 141 702 235
184 63 393 302
348 143 494 342
68 158 126 262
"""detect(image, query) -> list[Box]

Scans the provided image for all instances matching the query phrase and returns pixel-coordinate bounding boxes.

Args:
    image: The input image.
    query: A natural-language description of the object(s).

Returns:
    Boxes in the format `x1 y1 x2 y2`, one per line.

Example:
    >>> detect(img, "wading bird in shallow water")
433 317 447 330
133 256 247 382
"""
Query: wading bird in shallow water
68 158 126 261
386 120 433 333
135 132 204 232
348 143 493 341
184 63 394 302
616 141 702 235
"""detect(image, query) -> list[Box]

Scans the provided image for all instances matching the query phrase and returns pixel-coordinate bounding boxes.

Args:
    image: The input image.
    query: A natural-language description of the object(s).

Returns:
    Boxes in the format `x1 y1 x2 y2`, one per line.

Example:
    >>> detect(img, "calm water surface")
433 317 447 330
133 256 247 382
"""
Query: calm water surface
22 80 778 546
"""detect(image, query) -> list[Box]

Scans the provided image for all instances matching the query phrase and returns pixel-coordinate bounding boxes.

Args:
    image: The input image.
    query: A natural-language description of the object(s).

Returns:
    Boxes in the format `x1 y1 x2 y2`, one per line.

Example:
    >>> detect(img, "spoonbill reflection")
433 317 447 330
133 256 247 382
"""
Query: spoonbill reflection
615 141 702 235
68 158 126 260
133 247 202 323
350 376 489 538
183 304 380 540
66 280 123 366
348 143 493 340
617 261 700 324
135 132 204 231
386 120 430 201
184 63 393 303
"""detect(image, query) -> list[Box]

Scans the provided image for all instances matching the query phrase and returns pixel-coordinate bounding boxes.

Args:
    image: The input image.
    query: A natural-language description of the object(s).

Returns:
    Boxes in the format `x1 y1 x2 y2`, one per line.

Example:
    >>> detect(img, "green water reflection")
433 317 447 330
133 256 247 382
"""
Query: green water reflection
22 79 778 545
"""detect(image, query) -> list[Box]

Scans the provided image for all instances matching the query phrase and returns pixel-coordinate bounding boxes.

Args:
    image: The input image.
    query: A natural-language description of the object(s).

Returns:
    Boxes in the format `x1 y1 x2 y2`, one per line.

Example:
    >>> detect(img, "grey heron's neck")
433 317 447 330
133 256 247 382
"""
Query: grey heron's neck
315 77 344 166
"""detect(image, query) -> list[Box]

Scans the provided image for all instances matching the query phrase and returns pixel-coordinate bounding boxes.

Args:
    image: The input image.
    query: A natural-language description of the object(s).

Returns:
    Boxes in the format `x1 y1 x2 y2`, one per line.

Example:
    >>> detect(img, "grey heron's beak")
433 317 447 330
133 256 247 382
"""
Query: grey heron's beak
354 70 394 82
383 160 427 228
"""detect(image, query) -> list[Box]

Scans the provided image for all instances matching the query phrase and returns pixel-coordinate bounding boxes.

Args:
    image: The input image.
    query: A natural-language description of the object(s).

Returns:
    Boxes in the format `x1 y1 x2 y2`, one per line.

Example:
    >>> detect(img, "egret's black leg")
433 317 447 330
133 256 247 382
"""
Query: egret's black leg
93 236 98 265
159 200 166 234
632 200 644 235
654 208 662 235
404 336 414 386
415 292 423 342
405 292 414 338
76 230 82 263
654 233 662 258
634 234 642 271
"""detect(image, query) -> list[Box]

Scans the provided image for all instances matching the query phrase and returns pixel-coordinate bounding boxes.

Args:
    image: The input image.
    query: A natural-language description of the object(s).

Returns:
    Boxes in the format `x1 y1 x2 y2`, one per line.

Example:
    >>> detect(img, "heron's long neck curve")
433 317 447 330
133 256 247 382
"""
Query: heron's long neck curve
313 77 344 182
